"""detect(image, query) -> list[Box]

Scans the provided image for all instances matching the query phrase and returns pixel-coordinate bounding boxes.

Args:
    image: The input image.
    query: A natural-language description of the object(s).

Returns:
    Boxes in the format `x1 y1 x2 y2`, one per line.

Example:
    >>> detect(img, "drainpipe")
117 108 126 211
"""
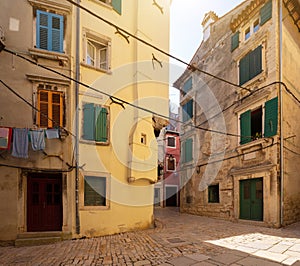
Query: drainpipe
279 0 284 227
75 0 80 235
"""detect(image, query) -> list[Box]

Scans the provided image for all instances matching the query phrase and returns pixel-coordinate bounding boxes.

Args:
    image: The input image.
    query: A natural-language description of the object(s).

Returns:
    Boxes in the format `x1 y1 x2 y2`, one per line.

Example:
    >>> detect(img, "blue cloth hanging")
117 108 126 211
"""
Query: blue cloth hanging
12 128 29 159
30 130 45 151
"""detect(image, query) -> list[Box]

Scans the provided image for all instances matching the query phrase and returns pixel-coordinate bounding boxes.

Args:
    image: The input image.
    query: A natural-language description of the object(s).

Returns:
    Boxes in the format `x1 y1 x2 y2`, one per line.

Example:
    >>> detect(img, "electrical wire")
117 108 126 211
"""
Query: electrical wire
0 79 75 138
64 0 251 93
64 0 300 122
3 48 253 139
0 162 75 172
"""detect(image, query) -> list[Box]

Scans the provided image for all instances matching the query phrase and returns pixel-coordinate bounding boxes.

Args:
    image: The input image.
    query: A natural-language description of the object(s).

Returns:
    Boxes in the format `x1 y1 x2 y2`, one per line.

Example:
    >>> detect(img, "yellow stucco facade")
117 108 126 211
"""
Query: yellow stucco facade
76 0 170 237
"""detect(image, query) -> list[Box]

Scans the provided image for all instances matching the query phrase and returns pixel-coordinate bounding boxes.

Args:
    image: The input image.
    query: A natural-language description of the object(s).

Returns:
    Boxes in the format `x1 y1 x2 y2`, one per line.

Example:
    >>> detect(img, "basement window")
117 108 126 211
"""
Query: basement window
208 184 220 203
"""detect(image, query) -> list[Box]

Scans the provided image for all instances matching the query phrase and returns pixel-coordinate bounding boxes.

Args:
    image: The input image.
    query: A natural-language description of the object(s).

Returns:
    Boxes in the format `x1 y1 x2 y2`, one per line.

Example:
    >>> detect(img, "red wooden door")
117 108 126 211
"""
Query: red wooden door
27 173 62 232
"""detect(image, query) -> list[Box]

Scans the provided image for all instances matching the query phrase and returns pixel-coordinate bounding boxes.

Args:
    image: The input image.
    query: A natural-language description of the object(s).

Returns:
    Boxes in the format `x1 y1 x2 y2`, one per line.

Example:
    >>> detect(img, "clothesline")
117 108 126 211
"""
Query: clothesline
0 126 61 159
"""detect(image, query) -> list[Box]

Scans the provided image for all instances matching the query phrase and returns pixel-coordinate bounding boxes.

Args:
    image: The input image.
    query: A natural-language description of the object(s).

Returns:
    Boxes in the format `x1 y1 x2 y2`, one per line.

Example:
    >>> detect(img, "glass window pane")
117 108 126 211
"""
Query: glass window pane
245 27 251 40
87 41 95 66
254 19 260 33
84 176 106 206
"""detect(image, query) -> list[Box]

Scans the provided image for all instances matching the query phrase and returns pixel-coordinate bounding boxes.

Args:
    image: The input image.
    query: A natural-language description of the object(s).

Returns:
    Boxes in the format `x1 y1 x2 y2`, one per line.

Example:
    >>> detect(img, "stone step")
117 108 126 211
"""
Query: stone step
16 231 62 239
15 232 72 247
15 236 62 247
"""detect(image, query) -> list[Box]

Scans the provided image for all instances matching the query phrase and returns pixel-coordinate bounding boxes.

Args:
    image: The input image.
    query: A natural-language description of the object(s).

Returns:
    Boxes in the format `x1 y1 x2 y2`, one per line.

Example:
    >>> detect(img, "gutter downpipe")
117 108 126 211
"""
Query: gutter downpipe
75 0 80 235
279 0 284 227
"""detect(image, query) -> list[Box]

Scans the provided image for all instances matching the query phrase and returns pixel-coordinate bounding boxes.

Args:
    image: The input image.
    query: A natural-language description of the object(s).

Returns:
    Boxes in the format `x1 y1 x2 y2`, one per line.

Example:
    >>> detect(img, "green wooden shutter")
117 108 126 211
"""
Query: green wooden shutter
181 142 186 163
249 46 262 80
185 138 193 162
239 53 250 85
182 100 193 122
260 0 272 26
240 110 251 144
231 31 240 52
264 97 278 137
95 107 108 142
83 103 95 140
112 0 122 14
183 77 192 93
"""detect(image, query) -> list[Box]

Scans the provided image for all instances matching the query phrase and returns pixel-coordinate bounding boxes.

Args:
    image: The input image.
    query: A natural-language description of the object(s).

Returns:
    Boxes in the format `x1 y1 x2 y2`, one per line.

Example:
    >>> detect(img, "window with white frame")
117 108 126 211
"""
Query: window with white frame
84 175 107 206
86 39 109 71
167 136 176 148
83 31 111 72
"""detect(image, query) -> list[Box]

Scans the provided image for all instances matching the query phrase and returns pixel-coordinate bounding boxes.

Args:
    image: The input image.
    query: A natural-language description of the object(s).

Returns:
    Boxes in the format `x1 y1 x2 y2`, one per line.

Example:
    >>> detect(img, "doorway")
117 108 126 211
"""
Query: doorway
165 186 178 207
240 178 263 221
27 173 63 232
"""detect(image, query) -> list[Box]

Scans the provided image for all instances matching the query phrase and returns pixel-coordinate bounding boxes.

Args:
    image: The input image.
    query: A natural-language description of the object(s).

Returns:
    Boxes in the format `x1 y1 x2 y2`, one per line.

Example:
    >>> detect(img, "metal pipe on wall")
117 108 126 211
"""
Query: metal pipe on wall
75 0 81 235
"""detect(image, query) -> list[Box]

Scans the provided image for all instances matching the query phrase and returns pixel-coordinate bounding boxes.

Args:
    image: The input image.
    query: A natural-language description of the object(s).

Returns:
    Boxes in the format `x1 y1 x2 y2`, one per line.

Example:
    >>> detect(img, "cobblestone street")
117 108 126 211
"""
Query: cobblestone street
0 208 299 266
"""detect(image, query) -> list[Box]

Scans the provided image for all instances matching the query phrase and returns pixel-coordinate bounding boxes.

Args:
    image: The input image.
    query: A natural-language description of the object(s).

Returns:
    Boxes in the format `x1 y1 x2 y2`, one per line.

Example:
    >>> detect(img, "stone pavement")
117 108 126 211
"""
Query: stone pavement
0 207 299 265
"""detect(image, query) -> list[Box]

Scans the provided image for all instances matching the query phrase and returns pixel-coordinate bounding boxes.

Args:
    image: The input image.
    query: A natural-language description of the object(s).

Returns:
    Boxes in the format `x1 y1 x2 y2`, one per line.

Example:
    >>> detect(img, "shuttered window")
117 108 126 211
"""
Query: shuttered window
264 97 278 137
239 46 262 85
260 0 272 26
231 31 240 52
183 77 192 93
182 99 193 122
36 10 64 53
83 103 108 142
239 97 278 144
84 176 106 206
182 138 193 163
37 90 64 128
112 0 122 14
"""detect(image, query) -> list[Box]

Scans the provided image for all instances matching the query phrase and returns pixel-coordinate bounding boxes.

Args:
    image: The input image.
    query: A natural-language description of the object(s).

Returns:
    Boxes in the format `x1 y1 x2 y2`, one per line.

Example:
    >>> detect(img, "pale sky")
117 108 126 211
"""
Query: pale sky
169 0 244 106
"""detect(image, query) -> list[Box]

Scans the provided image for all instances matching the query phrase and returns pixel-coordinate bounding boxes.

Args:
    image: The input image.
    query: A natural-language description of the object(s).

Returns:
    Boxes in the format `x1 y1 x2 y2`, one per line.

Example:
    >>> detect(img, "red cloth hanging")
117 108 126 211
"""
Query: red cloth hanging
0 127 12 150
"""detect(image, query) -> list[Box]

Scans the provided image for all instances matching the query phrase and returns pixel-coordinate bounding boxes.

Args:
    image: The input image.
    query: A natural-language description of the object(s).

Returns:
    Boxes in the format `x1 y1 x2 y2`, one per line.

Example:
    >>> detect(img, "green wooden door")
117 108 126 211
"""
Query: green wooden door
240 178 263 221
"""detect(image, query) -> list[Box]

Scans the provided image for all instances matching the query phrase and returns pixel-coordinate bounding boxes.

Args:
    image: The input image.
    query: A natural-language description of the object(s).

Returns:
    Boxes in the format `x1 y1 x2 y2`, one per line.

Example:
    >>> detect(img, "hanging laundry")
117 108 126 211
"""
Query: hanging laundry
30 129 45 151
12 128 29 159
45 128 60 139
0 127 12 150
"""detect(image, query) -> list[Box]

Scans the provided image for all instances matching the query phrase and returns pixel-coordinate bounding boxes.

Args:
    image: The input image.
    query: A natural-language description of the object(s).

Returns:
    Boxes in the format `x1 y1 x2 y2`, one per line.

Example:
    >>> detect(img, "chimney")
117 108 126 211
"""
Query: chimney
201 11 219 41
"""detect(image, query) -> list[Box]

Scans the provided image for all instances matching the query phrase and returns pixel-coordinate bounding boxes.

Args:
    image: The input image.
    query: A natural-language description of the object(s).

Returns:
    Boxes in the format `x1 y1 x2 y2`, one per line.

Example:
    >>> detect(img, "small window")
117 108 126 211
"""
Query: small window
141 133 147 145
253 19 260 33
82 103 108 142
84 176 106 206
36 10 64 53
245 27 251 40
167 136 176 147
37 89 64 128
208 184 219 203
166 155 176 171
85 39 108 71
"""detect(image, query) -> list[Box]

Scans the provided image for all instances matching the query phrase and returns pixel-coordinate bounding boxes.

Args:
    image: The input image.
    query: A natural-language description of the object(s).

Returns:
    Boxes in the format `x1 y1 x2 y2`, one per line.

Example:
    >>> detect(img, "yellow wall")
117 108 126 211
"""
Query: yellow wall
77 0 170 237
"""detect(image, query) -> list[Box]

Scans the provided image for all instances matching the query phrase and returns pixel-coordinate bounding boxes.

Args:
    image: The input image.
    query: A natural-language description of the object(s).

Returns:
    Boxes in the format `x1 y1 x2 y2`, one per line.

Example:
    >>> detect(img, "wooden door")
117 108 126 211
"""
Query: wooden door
27 173 62 232
240 178 263 221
